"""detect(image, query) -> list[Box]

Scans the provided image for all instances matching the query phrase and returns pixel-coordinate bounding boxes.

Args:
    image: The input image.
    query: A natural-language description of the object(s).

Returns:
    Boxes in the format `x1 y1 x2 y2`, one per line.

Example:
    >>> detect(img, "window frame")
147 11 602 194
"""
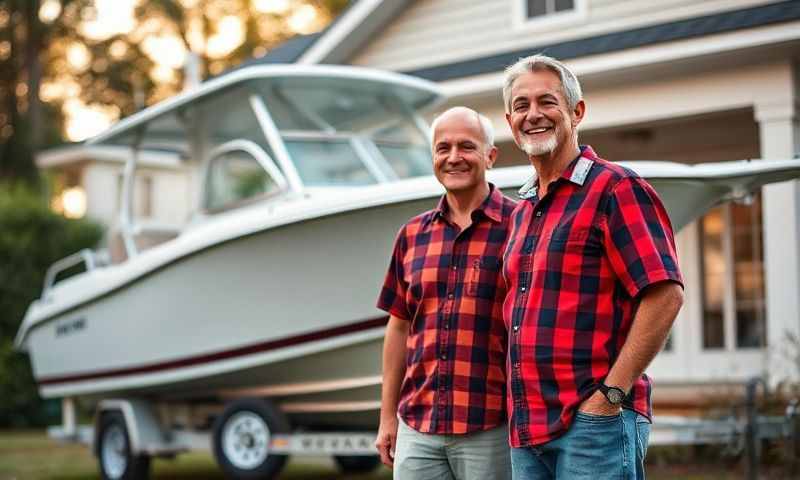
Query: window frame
698 196 767 352
512 0 588 32
202 139 289 214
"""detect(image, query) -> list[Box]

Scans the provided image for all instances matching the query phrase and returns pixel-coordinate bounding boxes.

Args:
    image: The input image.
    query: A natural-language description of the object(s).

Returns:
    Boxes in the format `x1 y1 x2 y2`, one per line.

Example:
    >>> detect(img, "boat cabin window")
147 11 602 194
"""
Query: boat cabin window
258 78 433 186
283 139 377 186
205 149 280 211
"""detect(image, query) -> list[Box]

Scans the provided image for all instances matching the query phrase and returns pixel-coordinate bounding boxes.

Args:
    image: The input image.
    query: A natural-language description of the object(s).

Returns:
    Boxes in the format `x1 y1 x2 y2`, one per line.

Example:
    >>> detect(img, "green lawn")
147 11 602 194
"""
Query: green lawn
0 430 753 480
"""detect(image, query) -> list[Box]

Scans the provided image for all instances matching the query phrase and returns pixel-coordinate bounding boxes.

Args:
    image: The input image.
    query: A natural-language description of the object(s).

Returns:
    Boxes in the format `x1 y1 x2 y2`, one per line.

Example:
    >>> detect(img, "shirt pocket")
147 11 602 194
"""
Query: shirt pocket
545 226 603 274
466 256 502 298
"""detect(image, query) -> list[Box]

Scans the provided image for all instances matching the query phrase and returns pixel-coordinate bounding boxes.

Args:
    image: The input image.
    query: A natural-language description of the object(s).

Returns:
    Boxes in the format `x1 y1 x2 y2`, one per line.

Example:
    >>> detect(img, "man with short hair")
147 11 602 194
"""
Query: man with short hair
374 106 515 480
501 55 684 479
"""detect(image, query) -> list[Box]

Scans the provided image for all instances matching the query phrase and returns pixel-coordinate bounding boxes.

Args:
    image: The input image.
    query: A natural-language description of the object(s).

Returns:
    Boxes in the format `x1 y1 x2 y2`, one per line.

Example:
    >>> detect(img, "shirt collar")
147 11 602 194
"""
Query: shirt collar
431 183 504 226
517 145 598 200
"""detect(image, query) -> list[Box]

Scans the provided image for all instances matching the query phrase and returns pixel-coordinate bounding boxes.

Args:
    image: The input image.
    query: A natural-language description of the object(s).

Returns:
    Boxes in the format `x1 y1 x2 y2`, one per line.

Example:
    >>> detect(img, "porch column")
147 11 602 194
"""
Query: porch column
755 91 800 383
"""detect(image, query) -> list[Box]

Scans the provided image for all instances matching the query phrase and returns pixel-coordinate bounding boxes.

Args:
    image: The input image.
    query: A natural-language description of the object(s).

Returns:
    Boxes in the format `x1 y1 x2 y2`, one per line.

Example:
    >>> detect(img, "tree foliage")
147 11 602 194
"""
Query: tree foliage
0 182 103 426
0 0 349 182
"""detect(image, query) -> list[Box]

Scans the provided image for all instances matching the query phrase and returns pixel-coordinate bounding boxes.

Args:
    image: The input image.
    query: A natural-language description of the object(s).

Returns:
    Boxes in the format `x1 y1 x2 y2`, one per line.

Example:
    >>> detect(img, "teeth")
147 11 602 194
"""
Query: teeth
526 127 548 134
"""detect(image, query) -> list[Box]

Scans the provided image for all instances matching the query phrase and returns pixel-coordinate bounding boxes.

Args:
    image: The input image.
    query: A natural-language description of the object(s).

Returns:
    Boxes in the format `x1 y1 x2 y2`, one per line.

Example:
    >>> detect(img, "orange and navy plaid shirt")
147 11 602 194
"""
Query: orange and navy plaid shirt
503 146 683 447
377 185 516 434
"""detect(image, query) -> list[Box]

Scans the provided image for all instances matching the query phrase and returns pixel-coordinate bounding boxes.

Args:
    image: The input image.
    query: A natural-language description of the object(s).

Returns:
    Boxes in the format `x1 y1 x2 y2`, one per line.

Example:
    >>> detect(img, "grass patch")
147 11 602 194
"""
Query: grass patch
0 429 773 480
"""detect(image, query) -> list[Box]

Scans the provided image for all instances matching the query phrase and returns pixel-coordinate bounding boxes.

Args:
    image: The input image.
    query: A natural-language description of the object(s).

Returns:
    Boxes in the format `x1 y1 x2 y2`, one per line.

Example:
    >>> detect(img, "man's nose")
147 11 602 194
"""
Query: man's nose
525 106 543 123
446 147 462 162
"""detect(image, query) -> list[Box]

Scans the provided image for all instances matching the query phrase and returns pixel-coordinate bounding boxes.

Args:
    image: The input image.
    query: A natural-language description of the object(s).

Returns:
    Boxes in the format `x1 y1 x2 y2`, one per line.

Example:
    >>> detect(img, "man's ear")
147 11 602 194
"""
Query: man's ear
572 100 586 127
486 146 498 169
505 112 513 131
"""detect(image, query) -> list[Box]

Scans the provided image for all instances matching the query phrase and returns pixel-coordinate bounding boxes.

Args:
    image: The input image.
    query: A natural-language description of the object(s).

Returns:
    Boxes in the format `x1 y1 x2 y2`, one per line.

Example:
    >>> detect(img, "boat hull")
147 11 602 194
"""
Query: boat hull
25 195 440 414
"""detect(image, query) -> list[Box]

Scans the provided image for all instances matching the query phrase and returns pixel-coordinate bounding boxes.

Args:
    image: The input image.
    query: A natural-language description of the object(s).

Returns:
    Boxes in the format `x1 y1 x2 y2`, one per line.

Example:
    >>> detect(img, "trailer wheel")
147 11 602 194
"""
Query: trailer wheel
212 398 289 479
333 454 380 473
97 412 151 480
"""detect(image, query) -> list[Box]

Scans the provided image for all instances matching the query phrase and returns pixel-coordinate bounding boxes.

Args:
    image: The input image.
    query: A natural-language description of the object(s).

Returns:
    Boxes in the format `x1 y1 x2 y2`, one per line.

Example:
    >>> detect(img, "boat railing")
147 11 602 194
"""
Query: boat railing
42 248 109 300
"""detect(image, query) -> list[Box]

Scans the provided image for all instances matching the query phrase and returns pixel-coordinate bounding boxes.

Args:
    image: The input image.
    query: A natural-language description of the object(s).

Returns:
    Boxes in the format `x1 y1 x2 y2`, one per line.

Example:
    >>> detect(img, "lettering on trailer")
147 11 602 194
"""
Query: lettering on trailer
55 317 86 338
299 435 374 452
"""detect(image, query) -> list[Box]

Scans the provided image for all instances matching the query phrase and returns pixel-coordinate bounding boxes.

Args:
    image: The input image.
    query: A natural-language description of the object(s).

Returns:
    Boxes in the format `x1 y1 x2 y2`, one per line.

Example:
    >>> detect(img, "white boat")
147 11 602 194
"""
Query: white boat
13 64 800 479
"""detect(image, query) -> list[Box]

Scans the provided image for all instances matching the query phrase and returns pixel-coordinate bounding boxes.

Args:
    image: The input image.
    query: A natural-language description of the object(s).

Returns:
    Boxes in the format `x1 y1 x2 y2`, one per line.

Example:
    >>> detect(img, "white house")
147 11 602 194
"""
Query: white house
38 145 192 261
252 0 800 408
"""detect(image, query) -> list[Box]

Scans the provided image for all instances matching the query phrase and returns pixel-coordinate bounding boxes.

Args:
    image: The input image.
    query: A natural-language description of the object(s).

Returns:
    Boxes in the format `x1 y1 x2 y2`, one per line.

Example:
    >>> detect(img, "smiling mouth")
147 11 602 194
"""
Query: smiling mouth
524 127 551 135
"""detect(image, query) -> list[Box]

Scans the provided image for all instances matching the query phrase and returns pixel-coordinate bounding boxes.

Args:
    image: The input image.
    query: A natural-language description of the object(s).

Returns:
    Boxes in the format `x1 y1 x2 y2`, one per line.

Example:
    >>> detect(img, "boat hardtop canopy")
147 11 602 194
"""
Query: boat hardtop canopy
88 64 444 147
82 64 446 259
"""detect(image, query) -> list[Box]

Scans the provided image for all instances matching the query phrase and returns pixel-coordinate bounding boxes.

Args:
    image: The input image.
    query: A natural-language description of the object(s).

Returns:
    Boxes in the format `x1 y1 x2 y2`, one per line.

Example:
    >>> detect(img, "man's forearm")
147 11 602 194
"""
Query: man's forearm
605 281 684 392
380 315 409 421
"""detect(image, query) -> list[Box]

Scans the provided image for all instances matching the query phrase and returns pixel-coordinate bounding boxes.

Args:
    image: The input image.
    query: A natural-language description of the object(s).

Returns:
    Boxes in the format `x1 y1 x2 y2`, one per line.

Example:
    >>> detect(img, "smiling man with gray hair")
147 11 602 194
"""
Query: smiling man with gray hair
375 106 515 479
501 55 685 479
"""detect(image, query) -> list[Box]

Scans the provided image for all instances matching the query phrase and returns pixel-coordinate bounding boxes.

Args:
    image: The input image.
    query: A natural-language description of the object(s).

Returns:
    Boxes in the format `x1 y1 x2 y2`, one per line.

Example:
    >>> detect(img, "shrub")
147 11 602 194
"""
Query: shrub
0 182 103 427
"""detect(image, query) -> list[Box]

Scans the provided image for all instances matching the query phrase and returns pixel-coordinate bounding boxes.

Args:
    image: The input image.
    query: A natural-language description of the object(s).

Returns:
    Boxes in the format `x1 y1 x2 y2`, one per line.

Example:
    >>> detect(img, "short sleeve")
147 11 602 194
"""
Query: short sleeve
376 225 411 320
602 177 684 298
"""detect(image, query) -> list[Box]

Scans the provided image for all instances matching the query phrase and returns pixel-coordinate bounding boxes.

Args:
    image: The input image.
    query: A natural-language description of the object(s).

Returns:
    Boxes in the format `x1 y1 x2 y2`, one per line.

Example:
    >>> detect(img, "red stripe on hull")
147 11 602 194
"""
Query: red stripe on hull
38 316 389 386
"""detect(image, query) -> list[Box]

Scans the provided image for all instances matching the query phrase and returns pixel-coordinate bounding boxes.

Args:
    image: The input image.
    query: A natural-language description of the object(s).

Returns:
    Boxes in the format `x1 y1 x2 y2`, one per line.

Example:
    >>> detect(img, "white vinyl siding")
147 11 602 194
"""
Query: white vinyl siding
349 0 779 72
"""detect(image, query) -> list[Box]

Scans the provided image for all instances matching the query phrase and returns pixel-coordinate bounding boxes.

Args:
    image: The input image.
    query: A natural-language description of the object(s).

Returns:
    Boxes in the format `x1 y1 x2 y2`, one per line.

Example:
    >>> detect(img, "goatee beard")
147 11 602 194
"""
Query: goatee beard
520 134 557 156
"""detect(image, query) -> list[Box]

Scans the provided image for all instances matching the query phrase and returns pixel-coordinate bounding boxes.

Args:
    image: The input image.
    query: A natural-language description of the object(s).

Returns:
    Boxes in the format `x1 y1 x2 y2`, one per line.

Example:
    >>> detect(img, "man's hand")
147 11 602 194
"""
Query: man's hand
374 416 399 467
578 390 622 416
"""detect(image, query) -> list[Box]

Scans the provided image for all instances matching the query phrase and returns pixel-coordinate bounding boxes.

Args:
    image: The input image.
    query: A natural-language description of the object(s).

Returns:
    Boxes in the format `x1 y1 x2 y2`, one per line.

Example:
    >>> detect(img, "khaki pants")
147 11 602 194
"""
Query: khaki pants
394 419 511 480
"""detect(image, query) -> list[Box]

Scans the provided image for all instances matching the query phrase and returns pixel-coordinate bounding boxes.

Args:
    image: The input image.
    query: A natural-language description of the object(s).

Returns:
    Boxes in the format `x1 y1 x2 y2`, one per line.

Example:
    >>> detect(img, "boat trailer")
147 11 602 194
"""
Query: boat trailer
47 379 799 479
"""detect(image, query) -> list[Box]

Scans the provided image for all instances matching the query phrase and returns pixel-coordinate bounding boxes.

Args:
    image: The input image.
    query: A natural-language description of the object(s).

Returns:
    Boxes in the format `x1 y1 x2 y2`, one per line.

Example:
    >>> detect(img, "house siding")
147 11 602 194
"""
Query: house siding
349 0 779 71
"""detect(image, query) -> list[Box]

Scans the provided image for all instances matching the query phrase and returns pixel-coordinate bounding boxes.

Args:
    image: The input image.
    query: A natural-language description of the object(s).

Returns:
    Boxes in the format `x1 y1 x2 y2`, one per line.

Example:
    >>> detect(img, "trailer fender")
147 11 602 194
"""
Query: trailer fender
93 399 167 456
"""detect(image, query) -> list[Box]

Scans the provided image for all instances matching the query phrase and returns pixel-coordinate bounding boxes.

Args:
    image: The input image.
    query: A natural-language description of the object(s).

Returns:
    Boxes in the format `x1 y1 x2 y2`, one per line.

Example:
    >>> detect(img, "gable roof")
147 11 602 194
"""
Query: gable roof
297 0 412 64
292 0 800 81
403 0 800 82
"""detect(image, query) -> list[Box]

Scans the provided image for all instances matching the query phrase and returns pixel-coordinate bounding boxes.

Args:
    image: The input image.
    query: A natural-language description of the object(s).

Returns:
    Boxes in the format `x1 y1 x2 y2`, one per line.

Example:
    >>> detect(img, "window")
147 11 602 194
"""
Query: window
526 0 575 19
205 150 280 211
699 194 766 350
283 139 377 187
515 0 586 29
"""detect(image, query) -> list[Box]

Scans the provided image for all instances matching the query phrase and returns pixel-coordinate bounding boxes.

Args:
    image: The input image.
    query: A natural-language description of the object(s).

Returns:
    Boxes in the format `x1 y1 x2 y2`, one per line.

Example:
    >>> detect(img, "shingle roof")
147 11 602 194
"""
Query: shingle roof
403 0 800 81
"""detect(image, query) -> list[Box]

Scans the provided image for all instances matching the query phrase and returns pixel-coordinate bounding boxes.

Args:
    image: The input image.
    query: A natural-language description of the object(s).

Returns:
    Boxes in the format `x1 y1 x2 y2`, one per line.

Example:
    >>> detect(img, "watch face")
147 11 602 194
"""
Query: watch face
607 388 625 404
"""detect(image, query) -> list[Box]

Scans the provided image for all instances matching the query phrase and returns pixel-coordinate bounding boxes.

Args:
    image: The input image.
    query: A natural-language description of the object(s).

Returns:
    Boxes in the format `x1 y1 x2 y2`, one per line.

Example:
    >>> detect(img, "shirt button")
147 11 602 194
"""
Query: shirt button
520 287 527 292
441 353 447 360
447 293 454 299
513 325 520 331
452 266 457 271
535 211 543 217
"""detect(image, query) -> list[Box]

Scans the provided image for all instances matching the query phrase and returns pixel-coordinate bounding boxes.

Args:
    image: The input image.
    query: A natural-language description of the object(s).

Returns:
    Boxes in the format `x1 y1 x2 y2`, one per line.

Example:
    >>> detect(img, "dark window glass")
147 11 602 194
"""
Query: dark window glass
554 0 575 12
701 206 725 349
732 193 766 348
527 0 547 18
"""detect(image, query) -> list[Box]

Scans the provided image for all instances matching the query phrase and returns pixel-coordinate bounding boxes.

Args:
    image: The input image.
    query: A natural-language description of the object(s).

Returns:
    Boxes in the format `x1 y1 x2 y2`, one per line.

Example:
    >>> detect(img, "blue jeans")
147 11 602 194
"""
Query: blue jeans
510 409 650 479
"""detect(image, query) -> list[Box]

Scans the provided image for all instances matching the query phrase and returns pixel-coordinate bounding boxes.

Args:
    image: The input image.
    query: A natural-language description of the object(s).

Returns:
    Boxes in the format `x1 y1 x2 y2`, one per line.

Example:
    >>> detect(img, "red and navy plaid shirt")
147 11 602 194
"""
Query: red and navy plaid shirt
377 185 516 434
503 146 683 447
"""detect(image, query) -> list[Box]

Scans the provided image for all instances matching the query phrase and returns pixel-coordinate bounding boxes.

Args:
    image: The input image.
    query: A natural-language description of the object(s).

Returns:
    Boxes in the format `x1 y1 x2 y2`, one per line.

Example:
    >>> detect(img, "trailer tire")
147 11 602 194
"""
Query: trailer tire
97 412 151 480
212 398 289 480
334 454 380 473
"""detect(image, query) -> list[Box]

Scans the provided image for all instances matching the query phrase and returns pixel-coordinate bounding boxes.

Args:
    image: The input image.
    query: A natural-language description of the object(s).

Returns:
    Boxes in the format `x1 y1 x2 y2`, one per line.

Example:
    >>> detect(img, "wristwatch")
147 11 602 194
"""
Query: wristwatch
597 383 626 405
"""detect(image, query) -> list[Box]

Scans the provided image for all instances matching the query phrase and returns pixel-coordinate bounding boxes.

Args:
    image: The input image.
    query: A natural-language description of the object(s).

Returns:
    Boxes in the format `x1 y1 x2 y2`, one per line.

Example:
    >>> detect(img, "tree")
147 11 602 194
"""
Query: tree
0 183 103 426
0 0 349 182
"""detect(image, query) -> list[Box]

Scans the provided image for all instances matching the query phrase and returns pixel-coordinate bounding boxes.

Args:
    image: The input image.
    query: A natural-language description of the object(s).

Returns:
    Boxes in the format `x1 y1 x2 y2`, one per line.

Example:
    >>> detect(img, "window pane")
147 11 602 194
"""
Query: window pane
732 193 766 348
206 151 278 210
527 0 547 17
284 140 377 186
375 143 432 179
554 0 574 12
700 206 725 349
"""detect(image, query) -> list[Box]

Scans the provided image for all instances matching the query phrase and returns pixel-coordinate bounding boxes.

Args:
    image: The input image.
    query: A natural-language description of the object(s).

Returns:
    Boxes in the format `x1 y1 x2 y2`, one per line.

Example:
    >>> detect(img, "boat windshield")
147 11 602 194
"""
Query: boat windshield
258 77 433 187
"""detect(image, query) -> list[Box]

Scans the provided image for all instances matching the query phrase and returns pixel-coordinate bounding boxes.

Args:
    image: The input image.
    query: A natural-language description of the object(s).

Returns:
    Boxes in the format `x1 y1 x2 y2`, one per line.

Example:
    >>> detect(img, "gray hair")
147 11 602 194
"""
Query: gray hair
429 106 495 149
502 55 583 113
